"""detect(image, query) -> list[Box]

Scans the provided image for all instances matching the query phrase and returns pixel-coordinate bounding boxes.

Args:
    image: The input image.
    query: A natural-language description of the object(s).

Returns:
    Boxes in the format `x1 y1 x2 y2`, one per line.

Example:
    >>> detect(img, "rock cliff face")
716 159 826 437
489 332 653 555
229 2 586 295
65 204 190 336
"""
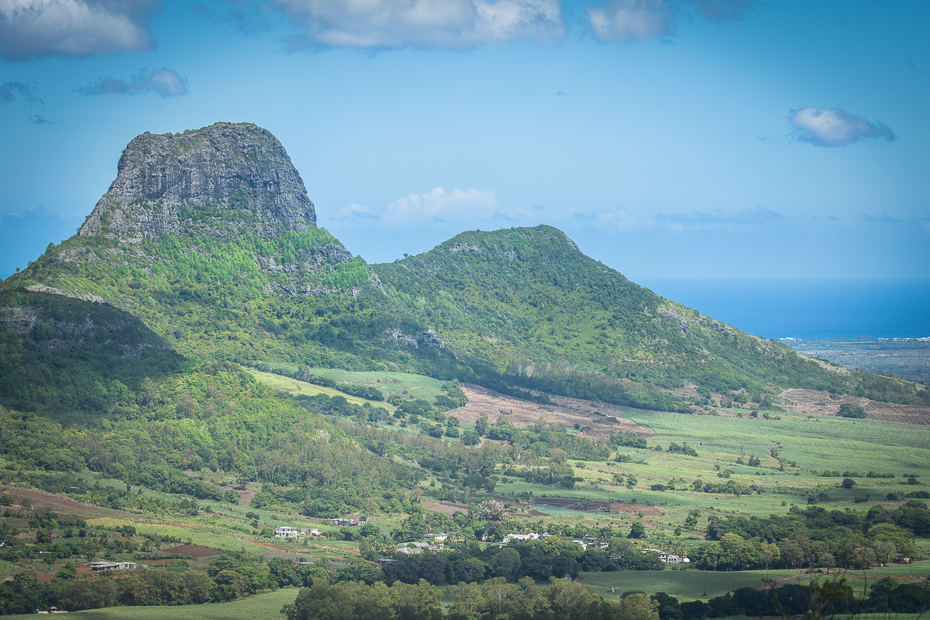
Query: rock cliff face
79 123 316 242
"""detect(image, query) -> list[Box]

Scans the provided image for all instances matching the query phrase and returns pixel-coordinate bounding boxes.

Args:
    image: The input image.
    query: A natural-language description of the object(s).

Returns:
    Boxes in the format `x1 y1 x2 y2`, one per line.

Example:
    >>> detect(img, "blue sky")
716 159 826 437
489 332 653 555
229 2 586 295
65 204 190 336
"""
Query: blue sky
1 0 928 281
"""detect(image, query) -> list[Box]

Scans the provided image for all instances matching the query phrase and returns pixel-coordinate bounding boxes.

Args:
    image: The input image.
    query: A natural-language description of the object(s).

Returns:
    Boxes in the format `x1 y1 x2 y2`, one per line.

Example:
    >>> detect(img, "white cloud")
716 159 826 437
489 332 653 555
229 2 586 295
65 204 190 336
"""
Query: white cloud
789 107 895 147
591 209 645 231
81 69 188 97
384 187 497 223
335 202 377 219
585 0 754 43
586 0 670 42
273 0 564 50
0 0 161 61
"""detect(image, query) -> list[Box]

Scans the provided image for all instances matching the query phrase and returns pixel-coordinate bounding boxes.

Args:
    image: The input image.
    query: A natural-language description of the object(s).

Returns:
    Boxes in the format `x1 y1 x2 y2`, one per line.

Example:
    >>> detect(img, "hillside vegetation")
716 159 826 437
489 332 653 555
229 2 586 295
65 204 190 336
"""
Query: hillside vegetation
375 226 930 408
2 123 930 618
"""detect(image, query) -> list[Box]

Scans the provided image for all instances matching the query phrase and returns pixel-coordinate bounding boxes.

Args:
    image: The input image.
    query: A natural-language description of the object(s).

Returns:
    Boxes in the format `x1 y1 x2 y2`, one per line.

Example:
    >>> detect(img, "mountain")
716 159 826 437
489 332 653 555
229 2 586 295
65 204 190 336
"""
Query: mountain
6 123 457 376
374 227 930 409
5 122 928 412
78 122 317 241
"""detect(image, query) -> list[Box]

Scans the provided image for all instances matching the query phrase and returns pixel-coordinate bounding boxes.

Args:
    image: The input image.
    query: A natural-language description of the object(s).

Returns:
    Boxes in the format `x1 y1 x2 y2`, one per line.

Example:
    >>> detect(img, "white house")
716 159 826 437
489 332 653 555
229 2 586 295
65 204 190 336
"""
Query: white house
275 526 299 539
641 548 689 564
88 561 136 571
502 532 545 544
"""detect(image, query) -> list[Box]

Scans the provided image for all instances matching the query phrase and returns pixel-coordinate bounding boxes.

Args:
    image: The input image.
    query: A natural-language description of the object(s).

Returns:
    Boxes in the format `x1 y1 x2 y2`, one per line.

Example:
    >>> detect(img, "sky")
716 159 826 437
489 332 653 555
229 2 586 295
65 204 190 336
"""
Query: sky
1 0 929 284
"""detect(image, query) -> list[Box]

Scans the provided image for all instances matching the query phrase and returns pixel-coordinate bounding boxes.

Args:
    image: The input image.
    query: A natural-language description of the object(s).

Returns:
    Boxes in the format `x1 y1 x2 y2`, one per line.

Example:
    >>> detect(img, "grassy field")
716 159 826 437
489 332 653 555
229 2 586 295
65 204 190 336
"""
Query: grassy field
253 366 451 403
8 588 298 620
248 368 398 412
580 569 796 601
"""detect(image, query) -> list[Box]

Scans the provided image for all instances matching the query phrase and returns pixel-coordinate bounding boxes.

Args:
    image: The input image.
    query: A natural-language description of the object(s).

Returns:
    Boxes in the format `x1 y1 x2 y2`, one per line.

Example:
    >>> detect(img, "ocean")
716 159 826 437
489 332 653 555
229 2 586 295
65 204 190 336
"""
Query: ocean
634 278 930 340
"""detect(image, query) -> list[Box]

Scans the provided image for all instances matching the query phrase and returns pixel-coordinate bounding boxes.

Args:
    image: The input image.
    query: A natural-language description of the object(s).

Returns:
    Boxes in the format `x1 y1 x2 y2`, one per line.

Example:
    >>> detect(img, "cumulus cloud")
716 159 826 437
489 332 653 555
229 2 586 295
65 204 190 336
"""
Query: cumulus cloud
587 0 670 42
0 81 39 105
334 203 377 220
384 187 497 223
789 107 895 147
0 0 161 61
81 69 189 97
586 0 754 43
273 0 564 50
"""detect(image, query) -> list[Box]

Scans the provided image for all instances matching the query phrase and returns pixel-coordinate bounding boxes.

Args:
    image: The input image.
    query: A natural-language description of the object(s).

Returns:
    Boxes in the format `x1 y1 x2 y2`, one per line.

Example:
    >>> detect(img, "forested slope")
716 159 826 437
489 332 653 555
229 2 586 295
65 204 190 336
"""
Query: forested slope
374 226 930 408
0 288 421 516
4 124 928 412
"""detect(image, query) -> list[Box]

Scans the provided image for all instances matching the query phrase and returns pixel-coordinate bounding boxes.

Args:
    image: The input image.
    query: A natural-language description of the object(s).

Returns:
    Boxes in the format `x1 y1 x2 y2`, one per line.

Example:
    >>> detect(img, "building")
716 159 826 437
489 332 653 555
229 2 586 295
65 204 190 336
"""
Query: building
396 541 430 555
396 541 445 554
641 549 689 564
301 527 321 537
88 561 137 571
275 527 299 539
502 532 548 544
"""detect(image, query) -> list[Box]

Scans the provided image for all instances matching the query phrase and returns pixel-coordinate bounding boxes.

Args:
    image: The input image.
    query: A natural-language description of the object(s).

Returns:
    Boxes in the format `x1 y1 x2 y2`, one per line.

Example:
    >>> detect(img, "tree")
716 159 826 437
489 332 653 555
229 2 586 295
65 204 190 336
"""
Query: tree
761 541 781 576
474 415 489 437
850 545 877 570
841 478 856 489
614 592 660 620
545 576 599 620
628 522 645 539
447 581 486 618
838 403 866 418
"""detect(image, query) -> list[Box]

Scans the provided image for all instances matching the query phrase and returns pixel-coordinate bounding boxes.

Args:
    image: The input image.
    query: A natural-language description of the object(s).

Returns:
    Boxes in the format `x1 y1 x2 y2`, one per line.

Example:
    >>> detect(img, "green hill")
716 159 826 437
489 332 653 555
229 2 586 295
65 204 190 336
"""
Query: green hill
373 226 930 409
4 123 928 414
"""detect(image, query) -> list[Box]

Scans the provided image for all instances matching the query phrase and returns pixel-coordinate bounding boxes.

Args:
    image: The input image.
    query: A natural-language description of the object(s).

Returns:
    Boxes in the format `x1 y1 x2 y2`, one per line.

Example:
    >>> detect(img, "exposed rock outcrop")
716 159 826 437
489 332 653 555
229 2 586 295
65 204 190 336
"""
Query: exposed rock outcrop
79 123 316 242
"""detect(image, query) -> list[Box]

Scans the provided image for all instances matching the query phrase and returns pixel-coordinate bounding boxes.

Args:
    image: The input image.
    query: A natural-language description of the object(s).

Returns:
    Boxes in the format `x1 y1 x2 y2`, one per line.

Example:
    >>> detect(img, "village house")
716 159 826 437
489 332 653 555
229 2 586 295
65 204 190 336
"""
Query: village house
501 532 549 544
641 548 689 564
274 526 299 539
396 541 429 555
88 561 137 571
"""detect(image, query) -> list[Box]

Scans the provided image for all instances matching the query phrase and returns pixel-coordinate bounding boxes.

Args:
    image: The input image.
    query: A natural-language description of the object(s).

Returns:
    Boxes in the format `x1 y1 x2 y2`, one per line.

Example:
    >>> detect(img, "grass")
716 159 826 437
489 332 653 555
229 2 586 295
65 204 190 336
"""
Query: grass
248 368 398 413
623 410 930 479
254 366 452 403
8 587 298 619
579 569 796 601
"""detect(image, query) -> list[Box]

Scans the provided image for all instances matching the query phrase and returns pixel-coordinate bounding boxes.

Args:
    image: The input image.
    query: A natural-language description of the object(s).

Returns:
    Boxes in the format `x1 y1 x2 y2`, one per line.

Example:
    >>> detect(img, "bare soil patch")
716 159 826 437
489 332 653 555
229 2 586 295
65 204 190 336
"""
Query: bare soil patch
0 486 133 520
608 502 664 517
157 544 225 558
449 385 653 439
421 500 469 516
781 389 930 424
4 568 56 583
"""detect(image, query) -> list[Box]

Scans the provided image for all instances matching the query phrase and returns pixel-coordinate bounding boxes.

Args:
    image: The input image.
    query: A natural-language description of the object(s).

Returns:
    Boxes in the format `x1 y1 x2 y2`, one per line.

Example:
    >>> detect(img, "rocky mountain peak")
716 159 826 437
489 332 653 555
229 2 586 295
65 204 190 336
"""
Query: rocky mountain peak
79 123 316 242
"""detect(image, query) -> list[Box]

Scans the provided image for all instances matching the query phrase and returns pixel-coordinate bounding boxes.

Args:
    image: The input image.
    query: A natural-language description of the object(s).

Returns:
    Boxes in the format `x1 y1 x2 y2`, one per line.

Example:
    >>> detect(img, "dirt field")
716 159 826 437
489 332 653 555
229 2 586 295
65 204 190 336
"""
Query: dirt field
448 385 653 439
158 544 226 558
529 497 664 517
421 500 469 516
5 568 55 583
782 388 930 424
0 486 133 520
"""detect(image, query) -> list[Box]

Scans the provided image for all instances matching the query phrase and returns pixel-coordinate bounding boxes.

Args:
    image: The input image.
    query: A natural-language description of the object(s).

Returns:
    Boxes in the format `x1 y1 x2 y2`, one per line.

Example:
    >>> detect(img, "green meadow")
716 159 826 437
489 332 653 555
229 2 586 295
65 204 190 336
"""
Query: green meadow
6 588 298 620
